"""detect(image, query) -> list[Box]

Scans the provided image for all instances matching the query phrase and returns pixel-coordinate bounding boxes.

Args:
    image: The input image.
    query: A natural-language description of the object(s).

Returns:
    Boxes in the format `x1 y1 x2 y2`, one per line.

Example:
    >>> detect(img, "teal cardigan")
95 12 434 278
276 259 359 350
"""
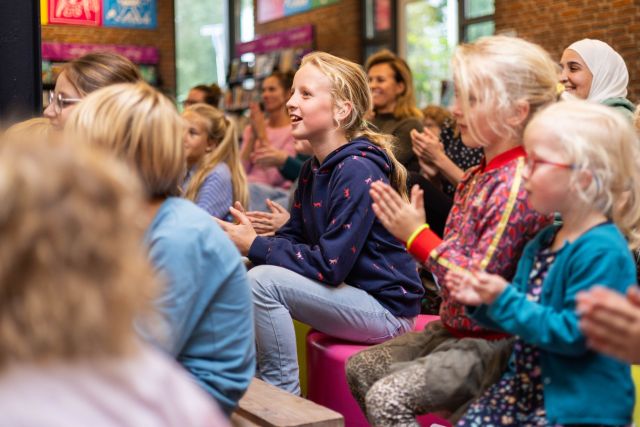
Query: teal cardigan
469 223 636 425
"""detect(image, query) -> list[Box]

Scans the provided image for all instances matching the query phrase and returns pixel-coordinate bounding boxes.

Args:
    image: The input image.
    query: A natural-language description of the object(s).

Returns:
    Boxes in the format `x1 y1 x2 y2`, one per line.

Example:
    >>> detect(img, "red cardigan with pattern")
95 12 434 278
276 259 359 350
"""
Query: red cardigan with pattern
408 146 551 339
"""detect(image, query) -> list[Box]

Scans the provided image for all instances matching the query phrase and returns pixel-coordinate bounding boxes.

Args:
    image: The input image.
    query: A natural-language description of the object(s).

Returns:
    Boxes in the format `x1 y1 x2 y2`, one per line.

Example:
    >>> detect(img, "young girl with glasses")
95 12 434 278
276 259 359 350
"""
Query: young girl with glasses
448 100 639 426
346 36 556 425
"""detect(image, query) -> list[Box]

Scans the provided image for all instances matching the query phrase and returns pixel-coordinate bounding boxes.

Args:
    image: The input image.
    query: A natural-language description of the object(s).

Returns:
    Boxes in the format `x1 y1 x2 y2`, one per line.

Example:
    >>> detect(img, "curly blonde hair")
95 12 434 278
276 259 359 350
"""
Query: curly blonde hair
301 51 408 200
0 138 157 366
66 82 185 199
182 104 248 207
526 100 640 248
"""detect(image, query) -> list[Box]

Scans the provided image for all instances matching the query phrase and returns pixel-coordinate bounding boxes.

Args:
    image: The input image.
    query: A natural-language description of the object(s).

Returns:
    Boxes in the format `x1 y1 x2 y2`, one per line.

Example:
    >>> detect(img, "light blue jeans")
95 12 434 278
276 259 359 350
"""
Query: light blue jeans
247 265 415 395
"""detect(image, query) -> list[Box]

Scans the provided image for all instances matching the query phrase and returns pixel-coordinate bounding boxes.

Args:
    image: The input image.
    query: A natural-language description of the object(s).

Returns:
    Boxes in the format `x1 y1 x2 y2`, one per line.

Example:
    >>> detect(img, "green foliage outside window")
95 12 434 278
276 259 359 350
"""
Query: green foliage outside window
405 0 454 107
175 0 225 102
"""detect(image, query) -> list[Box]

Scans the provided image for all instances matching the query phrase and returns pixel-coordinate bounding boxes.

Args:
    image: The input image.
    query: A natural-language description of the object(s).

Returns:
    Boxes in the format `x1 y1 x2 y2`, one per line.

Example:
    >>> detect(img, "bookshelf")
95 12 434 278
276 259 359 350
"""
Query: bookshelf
41 42 160 100
225 24 315 113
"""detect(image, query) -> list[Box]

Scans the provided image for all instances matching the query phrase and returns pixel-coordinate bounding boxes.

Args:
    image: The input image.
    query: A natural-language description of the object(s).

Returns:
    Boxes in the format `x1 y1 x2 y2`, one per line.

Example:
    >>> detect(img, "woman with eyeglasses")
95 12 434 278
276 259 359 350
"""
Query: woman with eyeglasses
44 52 142 130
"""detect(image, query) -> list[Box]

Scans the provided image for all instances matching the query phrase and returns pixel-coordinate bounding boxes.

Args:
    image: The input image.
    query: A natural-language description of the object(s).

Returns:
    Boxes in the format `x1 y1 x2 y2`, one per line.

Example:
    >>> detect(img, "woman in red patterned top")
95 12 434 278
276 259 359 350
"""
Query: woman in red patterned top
346 35 558 426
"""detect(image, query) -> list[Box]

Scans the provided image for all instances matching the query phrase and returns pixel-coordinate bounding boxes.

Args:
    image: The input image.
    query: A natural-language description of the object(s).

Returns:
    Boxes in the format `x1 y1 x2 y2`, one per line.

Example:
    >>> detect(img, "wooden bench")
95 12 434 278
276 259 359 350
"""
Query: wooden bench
232 378 344 427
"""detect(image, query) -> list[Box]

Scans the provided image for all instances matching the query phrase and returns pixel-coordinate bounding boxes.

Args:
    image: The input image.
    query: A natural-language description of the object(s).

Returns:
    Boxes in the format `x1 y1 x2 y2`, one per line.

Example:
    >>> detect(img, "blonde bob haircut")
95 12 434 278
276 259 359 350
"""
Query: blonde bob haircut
66 82 185 199
453 36 558 146
182 103 249 208
365 49 423 121
301 51 409 200
0 138 157 365
526 100 640 248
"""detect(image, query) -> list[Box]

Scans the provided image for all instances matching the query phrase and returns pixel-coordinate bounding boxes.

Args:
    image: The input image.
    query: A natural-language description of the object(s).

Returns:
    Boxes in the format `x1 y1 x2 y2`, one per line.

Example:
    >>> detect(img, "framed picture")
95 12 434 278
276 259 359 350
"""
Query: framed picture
48 0 102 26
103 0 157 29
362 0 396 59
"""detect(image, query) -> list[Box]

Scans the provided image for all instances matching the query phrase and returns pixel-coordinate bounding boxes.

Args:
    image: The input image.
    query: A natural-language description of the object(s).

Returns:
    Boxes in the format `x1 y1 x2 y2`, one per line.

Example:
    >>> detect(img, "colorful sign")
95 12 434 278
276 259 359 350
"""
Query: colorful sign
103 0 157 29
235 25 314 56
42 42 159 64
258 0 338 24
48 0 102 26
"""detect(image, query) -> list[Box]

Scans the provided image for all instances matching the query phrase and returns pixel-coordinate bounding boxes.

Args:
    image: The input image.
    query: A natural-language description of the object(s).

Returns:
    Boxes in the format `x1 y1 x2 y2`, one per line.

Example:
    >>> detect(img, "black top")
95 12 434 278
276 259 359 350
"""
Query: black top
371 113 423 173
440 123 483 196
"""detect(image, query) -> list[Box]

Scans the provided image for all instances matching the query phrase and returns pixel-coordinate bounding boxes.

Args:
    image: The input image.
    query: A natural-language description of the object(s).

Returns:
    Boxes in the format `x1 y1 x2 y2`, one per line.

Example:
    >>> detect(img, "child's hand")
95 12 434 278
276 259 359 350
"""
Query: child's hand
370 182 425 243
446 269 484 306
411 128 445 164
577 286 640 364
446 270 507 306
215 201 257 256
246 199 291 236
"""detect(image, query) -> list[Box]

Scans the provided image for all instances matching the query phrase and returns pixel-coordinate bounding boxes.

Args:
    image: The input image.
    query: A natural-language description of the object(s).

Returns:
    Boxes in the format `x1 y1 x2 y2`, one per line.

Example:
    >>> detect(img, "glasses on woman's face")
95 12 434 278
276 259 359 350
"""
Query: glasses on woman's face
525 156 575 174
48 91 82 115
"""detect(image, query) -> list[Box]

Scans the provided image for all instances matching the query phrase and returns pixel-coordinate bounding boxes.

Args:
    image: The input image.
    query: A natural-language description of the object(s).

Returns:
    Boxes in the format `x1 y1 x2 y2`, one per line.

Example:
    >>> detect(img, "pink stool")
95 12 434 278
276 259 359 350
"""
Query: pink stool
306 314 451 427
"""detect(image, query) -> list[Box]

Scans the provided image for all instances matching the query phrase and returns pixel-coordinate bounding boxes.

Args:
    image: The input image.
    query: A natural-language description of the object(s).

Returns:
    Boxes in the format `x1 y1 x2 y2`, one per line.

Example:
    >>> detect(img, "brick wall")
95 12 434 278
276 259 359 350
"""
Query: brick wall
254 0 361 63
41 0 176 95
496 0 640 103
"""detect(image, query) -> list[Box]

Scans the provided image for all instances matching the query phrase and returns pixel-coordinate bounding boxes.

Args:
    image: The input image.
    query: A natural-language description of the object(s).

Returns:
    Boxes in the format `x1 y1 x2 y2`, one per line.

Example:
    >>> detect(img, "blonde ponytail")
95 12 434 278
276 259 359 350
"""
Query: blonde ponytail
183 104 249 207
301 52 408 200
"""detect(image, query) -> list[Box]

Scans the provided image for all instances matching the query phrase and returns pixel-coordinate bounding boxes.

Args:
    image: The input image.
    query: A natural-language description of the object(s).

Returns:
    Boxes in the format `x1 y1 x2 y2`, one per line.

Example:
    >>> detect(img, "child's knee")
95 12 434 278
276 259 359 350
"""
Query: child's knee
345 352 366 386
246 264 277 292
365 376 412 421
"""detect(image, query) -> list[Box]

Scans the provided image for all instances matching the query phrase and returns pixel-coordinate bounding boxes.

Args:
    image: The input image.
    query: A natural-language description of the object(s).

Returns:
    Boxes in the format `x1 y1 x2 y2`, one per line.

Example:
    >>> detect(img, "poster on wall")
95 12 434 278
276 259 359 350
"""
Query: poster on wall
375 0 391 31
283 0 310 16
48 0 102 26
258 0 338 24
257 0 283 23
103 0 157 29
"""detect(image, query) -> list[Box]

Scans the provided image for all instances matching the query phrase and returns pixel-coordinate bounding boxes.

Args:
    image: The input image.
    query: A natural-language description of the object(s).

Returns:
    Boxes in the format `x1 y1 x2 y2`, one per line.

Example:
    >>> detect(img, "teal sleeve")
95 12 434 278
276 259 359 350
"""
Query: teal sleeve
279 154 309 181
467 242 536 332
484 248 634 356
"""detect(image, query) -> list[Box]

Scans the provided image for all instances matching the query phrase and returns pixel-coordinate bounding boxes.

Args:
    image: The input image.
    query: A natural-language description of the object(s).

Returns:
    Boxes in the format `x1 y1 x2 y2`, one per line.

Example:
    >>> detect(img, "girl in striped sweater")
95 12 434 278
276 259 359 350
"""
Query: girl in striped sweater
182 103 248 219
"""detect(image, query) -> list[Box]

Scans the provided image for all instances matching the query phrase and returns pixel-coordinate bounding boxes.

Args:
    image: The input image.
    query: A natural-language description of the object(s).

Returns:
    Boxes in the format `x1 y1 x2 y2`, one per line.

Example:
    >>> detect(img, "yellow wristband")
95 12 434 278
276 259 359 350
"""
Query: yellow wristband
406 223 430 250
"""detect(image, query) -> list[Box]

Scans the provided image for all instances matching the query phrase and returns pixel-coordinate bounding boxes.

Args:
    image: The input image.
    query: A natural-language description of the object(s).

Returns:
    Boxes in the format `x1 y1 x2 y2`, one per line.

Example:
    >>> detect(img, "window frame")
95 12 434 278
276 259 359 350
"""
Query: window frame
458 0 495 43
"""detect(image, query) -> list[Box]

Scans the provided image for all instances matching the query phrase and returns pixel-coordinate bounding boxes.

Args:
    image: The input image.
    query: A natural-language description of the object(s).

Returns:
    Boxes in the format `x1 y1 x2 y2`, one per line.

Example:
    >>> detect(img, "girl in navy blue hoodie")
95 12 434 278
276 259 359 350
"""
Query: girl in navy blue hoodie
218 51 424 394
